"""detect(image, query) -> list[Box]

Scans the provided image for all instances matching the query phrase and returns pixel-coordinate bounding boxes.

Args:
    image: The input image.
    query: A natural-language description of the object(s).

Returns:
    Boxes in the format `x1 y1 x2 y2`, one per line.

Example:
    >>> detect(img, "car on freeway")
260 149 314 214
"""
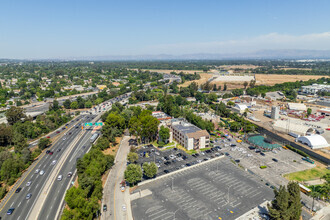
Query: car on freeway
40 170 45 175
49 151 53 155
69 132 72 135
57 148 61 152
57 175 63 181
46 150 51 154
67 172 73 177
103 204 107 212
35 169 40 174
56 131 60 134
26 193 32 200
51 160 57 165
164 170 169 174
26 181 32 186
15 188 22 193
46 136 50 139
272 158 278 162
63 137 66 141
6 208 14 215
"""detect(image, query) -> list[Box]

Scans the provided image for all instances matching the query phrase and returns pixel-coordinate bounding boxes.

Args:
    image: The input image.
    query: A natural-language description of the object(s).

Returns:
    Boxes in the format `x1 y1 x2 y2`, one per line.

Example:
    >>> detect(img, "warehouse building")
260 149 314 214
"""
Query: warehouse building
288 103 307 111
297 135 329 149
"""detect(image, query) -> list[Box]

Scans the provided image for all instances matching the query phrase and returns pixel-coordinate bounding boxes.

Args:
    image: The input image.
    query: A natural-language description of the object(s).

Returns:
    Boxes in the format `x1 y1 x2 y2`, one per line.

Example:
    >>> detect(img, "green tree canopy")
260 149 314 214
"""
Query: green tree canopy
124 164 142 185
142 162 158 178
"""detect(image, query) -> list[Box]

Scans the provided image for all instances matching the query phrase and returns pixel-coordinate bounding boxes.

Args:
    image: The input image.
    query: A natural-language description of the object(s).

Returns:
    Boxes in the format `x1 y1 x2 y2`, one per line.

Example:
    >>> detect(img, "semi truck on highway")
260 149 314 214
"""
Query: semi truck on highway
90 133 99 143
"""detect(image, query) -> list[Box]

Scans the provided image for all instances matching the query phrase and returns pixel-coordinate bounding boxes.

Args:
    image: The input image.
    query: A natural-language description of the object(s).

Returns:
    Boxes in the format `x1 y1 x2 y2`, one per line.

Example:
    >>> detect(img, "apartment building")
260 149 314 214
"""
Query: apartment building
170 119 209 150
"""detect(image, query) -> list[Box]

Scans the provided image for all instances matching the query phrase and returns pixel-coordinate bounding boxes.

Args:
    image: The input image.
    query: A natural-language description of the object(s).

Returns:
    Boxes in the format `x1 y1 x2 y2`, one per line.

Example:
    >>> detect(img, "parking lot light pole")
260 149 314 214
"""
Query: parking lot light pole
171 178 174 191
173 209 180 220
228 185 232 204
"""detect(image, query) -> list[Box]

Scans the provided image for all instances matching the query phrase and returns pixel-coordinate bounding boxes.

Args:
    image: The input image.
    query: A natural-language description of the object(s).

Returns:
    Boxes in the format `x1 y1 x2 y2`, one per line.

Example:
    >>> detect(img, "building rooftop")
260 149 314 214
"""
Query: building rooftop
171 121 201 134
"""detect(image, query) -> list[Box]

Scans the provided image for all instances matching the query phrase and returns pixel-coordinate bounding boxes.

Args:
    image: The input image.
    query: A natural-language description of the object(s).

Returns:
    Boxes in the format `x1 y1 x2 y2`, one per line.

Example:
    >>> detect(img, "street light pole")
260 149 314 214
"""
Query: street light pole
228 185 232 204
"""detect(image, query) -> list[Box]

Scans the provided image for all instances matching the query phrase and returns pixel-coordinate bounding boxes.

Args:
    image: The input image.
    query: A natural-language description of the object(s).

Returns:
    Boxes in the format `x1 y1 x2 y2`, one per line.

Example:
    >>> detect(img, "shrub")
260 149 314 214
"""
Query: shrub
260 166 267 169
285 145 308 157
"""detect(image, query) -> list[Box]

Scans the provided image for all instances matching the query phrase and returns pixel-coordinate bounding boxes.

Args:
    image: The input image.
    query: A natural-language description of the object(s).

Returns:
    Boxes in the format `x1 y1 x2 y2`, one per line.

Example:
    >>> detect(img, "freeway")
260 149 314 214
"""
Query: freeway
37 125 98 220
0 115 93 219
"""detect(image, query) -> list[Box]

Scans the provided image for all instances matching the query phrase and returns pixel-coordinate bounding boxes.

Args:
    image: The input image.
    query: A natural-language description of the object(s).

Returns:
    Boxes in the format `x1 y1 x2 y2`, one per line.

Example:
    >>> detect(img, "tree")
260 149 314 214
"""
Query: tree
142 162 158 178
158 125 170 144
49 99 60 111
287 182 302 219
127 152 138 163
218 85 221 91
5 106 26 125
213 84 217 91
38 137 51 150
268 186 290 220
223 83 227 91
124 164 142 185
307 108 312 117
249 79 256 88
63 99 71 109
243 81 248 89
268 182 302 220
21 148 32 164
227 101 235 106
13 133 28 152
85 100 93 108
70 101 78 109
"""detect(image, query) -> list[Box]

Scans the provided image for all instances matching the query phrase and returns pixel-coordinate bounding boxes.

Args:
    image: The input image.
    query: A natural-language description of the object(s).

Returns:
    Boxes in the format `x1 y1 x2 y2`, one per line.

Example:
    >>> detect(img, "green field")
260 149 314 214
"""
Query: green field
284 167 330 182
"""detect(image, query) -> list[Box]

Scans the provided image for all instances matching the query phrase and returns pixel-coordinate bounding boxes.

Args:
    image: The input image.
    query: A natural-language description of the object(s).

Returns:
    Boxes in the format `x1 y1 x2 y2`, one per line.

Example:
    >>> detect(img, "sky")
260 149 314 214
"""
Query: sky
1 0 330 59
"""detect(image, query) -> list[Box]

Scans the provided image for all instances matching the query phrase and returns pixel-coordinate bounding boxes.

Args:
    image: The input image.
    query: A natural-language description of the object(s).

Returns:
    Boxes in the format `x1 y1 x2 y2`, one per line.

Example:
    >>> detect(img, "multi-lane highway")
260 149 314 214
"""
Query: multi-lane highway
0 91 131 219
37 124 98 220
0 115 94 219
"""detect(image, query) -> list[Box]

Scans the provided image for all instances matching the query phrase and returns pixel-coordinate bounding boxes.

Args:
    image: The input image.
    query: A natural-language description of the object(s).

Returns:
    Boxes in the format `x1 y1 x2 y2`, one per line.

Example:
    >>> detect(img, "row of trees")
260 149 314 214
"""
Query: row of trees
124 162 158 185
0 106 70 191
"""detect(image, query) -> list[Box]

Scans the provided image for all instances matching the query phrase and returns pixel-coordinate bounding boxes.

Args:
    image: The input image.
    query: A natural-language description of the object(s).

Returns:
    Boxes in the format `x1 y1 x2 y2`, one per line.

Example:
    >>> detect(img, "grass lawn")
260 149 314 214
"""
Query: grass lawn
186 149 197 155
200 147 211 152
284 166 330 182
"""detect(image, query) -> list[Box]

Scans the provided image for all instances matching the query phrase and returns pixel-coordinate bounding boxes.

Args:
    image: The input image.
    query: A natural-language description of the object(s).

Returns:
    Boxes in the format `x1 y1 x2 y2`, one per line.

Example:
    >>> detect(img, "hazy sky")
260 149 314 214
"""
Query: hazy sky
1 0 330 59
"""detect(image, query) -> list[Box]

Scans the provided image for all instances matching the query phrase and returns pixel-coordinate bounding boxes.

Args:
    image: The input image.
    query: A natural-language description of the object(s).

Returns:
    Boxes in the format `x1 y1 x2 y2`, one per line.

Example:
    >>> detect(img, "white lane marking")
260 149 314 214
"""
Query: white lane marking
36 183 39 188
18 201 22 207
10 201 14 206
18 216 21 220
28 187 31 191
47 214 49 219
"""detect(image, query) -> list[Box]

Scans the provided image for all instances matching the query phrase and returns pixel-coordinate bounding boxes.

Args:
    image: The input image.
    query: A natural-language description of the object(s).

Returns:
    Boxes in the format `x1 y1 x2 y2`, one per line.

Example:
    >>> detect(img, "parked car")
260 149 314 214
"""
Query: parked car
272 158 278 162
103 204 107 212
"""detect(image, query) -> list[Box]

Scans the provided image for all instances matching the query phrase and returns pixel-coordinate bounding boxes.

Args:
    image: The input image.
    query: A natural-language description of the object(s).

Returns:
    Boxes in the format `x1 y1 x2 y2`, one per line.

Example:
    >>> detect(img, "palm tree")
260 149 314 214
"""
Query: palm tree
310 186 320 212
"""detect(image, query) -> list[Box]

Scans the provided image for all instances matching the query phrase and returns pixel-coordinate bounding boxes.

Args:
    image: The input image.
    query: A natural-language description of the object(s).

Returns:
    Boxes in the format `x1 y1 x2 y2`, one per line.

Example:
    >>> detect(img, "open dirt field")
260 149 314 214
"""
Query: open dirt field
255 74 328 85
180 73 328 90
141 69 202 74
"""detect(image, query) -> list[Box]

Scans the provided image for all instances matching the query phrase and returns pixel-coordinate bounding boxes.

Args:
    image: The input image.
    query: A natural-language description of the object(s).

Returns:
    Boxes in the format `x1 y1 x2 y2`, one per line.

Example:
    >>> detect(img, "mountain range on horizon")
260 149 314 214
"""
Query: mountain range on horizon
3 49 330 61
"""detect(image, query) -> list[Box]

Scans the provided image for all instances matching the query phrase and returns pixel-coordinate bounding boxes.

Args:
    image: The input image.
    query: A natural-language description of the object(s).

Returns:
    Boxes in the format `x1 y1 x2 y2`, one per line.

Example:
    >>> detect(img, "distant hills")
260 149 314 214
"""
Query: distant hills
2 49 330 61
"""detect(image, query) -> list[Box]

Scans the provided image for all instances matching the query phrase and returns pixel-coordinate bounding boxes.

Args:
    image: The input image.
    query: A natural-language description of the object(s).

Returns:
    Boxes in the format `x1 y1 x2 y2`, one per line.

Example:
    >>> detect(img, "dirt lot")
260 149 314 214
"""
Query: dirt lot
255 74 327 86
179 73 328 90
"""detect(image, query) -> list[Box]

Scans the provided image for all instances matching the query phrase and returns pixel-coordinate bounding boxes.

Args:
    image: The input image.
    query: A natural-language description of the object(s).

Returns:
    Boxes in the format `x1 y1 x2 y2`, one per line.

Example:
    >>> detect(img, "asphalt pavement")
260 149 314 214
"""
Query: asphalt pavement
37 126 97 220
0 115 92 219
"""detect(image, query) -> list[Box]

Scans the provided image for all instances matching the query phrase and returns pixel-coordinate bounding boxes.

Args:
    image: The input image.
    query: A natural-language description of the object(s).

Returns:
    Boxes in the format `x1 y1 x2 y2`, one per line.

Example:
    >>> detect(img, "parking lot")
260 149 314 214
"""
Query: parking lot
214 137 316 187
131 158 274 220
135 145 223 179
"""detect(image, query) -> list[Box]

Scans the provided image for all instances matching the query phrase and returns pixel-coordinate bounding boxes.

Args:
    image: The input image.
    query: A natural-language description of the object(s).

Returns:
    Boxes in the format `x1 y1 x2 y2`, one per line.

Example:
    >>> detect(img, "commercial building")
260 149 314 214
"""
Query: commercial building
288 103 307 111
317 108 330 116
231 103 248 114
271 106 280 119
170 119 210 150
301 84 330 95
297 135 329 149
